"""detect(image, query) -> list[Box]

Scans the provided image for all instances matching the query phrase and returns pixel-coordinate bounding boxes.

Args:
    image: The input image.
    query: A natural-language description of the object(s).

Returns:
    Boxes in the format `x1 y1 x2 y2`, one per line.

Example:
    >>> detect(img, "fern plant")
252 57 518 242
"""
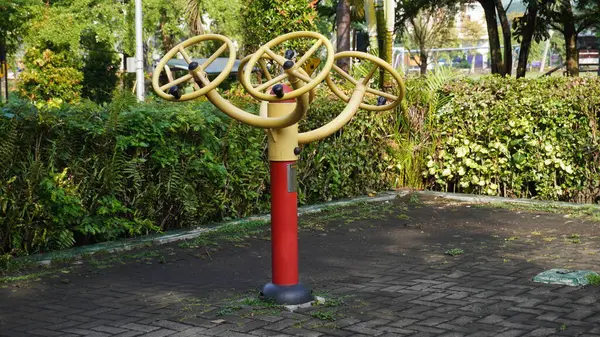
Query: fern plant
390 67 461 189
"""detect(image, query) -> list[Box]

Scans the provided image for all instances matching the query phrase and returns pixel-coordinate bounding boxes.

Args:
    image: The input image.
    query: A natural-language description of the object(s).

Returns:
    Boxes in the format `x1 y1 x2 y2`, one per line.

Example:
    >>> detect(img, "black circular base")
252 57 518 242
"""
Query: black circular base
260 282 313 305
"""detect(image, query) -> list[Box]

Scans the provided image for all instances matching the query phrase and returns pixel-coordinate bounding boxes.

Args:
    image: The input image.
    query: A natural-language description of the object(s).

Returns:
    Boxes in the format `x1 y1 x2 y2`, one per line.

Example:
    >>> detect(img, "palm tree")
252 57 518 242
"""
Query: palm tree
335 0 365 72
336 0 352 72
336 0 394 77
185 0 205 36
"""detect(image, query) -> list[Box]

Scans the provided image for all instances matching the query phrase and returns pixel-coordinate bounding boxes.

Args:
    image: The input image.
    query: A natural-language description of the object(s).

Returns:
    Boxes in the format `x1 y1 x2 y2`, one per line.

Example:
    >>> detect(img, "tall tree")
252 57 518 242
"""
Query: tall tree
405 6 457 74
477 0 504 75
396 0 513 74
533 0 600 76
184 0 242 40
240 0 317 54
461 14 483 74
561 1 579 76
513 0 538 78
336 0 351 71
0 0 39 55
496 0 513 75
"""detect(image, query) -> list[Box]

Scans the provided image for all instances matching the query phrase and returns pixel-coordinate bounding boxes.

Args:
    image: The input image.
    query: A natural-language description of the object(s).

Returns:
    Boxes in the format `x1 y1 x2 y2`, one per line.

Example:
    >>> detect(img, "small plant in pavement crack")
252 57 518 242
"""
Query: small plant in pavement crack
311 310 337 321
445 248 464 256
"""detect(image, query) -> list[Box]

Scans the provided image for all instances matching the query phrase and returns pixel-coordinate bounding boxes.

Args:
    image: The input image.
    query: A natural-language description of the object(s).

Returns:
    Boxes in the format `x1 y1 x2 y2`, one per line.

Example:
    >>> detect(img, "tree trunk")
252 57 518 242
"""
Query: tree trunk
336 0 351 72
516 4 538 78
419 51 428 75
478 0 504 75
375 0 386 88
160 9 174 52
495 0 512 76
561 2 579 76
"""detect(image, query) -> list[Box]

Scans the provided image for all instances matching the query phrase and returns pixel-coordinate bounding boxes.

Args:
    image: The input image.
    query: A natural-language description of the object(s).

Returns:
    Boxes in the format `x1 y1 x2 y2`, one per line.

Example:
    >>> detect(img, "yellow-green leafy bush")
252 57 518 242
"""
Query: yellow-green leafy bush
425 76 600 202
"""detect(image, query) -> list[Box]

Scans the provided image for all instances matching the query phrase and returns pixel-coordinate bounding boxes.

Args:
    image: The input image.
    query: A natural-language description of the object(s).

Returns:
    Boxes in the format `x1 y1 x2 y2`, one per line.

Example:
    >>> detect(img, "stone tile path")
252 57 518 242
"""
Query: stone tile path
2 194 600 336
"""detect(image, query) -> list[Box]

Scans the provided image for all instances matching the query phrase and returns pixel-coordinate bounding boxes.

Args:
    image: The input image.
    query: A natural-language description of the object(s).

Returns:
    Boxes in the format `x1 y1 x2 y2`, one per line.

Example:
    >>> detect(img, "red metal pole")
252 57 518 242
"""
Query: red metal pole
270 160 298 286
260 84 312 305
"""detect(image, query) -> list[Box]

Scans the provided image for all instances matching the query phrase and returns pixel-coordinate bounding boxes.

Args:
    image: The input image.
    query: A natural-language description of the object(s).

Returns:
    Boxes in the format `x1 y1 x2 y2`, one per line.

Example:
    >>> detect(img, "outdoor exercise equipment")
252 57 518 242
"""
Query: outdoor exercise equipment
152 31 405 305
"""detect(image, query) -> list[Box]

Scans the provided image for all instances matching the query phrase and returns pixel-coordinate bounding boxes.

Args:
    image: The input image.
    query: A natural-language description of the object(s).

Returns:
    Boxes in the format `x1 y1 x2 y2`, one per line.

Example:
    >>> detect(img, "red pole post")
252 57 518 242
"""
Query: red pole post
260 84 312 305
270 161 299 286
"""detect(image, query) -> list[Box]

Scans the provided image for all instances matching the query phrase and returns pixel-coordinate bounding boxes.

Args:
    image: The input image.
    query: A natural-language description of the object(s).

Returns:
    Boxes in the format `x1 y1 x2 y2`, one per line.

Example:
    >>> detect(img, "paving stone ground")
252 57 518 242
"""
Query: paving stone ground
2 193 600 337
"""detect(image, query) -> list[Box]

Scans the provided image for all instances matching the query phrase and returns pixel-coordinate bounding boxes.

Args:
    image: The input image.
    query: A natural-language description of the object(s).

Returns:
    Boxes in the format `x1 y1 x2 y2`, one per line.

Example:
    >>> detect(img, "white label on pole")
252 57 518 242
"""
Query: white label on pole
126 57 136 73
287 164 297 193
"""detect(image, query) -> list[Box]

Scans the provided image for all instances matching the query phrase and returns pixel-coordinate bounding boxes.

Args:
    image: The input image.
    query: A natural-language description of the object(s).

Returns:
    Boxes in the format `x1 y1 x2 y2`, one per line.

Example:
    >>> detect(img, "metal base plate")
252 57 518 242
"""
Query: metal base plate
260 282 313 305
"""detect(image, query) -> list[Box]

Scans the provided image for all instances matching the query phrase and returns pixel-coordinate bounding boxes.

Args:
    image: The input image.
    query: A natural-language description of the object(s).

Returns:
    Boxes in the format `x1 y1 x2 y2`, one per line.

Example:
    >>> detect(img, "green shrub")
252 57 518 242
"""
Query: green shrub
298 91 399 202
240 0 318 54
0 90 399 255
17 47 84 103
81 31 121 103
425 76 600 202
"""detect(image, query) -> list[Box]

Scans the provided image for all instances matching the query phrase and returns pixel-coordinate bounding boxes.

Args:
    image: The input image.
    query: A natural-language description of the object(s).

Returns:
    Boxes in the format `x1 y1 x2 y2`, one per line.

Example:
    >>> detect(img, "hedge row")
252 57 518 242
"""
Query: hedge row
0 91 399 255
2 75 600 256
425 76 600 203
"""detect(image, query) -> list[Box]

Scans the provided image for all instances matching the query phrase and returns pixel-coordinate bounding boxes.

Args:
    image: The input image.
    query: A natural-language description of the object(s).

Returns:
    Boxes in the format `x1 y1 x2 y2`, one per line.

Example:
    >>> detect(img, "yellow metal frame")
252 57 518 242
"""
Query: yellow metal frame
238 54 317 104
325 51 405 111
151 32 405 162
240 31 334 102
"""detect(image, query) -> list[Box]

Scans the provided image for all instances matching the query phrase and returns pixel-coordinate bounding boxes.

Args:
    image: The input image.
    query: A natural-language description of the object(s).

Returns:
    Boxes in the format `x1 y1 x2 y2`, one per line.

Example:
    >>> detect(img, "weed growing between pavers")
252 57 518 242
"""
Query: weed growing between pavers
445 248 464 256
408 193 422 205
0 270 55 284
309 322 340 331
301 201 397 231
310 310 337 321
178 220 271 250
175 290 352 325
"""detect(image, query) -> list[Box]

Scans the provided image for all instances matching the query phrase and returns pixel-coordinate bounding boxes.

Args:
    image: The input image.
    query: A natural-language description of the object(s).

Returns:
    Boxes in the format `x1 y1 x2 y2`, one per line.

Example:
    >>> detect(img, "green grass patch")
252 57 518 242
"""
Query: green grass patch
481 202 600 222
408 193 421 205
215 305 243 316
586 273 600 286
0 269 63 284
179 220 270 250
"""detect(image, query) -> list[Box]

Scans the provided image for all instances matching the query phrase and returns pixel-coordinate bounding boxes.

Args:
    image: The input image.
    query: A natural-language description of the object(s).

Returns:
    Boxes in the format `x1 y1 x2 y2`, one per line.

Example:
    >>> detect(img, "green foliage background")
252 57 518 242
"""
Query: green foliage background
3 72 600 256
0 90 398 255
425 76 600 202
240 0 319 55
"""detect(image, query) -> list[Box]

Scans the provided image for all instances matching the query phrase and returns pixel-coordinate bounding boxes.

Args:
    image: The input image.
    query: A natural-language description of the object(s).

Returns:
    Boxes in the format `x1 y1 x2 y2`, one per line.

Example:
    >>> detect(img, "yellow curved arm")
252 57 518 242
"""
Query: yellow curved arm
297 84 367 144
191 70 308 129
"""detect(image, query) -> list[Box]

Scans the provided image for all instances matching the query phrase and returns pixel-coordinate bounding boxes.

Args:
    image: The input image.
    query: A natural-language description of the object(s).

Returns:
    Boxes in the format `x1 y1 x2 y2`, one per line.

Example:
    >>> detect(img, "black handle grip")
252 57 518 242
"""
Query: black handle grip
285 50 296 60
169 86 182 99
283 60 294 70
272 84 285 98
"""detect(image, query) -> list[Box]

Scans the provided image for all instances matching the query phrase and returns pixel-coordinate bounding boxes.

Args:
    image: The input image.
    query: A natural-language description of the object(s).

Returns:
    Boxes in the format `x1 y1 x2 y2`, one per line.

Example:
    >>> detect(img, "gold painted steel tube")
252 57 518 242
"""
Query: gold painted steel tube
190 70 306 129
204 89 306 129
260 100 268 117
297 84 367 144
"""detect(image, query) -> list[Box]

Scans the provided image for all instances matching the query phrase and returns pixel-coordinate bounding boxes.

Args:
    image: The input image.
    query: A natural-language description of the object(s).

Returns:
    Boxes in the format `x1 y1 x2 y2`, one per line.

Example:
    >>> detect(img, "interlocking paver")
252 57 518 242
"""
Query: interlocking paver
3 196 600 337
